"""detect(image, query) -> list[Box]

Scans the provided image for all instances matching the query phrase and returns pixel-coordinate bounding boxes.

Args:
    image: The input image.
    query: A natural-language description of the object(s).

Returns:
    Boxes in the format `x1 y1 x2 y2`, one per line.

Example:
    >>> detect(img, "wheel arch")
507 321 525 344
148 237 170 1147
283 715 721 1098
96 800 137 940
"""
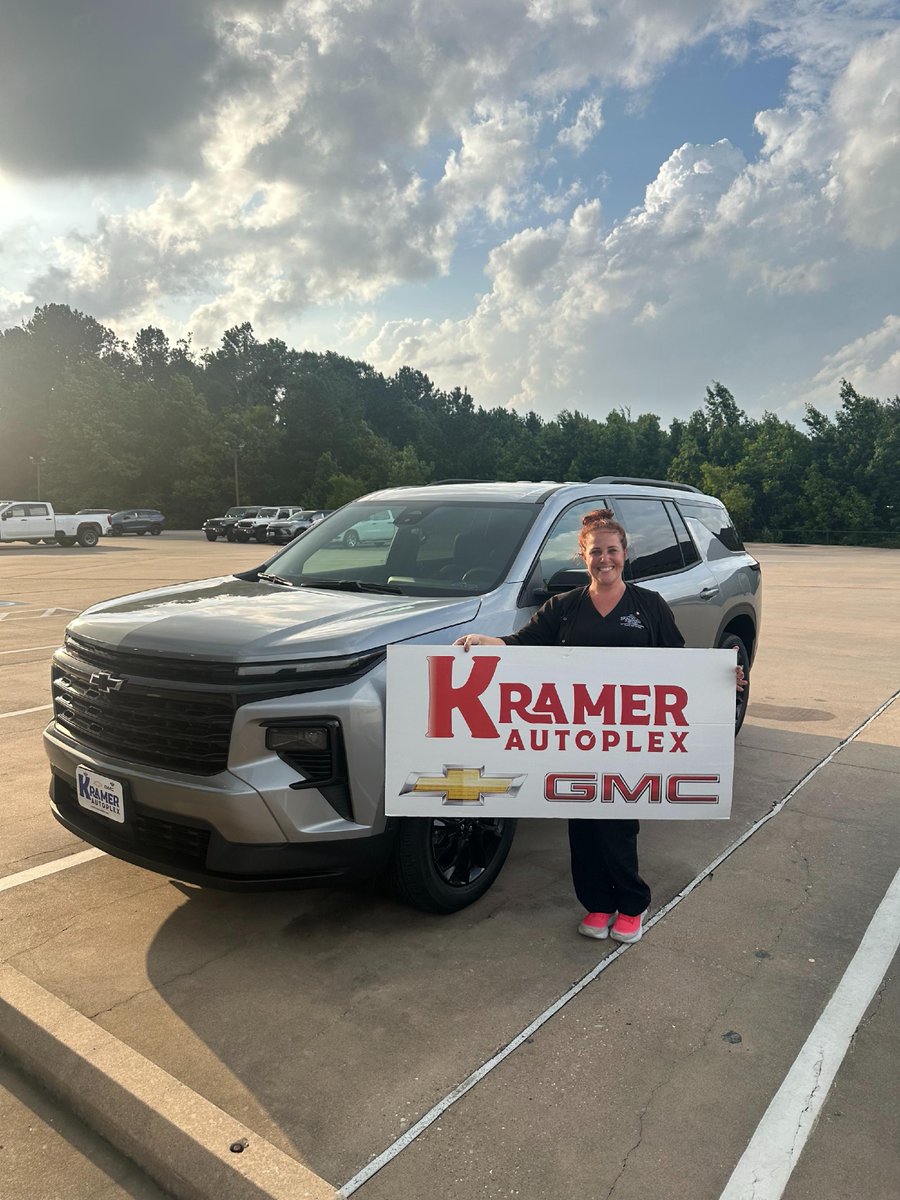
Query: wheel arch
714 606 758 667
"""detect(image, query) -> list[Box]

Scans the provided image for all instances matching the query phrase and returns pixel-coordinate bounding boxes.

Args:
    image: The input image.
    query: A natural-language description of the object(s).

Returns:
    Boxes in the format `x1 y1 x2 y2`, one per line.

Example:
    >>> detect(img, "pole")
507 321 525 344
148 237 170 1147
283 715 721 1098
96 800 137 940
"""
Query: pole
233 448 240 506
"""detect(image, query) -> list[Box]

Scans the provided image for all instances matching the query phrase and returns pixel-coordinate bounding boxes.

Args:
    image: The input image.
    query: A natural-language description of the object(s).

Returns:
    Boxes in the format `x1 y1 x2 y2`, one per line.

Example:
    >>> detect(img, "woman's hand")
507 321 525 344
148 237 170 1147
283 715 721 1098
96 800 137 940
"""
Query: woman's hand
736 664 747 691
453 634 506 651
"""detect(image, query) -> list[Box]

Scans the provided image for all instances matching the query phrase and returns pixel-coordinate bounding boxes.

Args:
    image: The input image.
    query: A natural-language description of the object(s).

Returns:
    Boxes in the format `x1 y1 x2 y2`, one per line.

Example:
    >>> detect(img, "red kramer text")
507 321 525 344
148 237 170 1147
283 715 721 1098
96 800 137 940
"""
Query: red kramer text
426 654 689 740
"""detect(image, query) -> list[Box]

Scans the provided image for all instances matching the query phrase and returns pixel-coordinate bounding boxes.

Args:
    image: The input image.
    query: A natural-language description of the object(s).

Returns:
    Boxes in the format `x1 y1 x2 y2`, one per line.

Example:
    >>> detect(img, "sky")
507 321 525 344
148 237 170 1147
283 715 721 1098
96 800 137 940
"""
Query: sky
1 0 898 427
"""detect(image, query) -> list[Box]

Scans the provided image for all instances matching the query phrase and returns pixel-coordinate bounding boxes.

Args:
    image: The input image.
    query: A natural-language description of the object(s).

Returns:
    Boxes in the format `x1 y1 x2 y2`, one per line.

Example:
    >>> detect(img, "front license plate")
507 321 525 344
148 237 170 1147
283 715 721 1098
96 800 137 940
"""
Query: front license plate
76 765 126 824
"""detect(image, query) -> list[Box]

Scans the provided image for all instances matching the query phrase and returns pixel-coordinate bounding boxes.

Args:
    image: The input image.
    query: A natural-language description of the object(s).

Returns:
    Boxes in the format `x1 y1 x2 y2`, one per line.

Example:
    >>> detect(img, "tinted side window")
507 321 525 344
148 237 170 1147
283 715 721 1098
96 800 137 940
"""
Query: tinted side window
536 500 607 588
678 502 744 552
666 501 700 567
614 498 684 581
28 504 50 516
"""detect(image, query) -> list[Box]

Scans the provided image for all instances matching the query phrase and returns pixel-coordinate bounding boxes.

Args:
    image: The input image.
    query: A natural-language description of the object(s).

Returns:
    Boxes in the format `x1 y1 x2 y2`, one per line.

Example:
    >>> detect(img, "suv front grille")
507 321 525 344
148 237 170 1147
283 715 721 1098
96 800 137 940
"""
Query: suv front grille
53 662 235 774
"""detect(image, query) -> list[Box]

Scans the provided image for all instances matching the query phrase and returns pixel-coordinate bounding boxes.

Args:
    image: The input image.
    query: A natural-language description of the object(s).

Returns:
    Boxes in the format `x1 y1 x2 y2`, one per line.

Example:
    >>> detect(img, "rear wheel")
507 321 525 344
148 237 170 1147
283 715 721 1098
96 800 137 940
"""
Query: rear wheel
57 536 76 547
719 632 750 735
77 526 99 548
389 816 517 913
111 525 123 536
25 539 40 545
150 525 162 536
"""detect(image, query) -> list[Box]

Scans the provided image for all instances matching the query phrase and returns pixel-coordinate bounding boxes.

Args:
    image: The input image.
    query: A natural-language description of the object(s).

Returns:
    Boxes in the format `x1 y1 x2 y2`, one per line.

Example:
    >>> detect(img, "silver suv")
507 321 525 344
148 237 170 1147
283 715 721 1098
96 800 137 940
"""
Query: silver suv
45 478 761 912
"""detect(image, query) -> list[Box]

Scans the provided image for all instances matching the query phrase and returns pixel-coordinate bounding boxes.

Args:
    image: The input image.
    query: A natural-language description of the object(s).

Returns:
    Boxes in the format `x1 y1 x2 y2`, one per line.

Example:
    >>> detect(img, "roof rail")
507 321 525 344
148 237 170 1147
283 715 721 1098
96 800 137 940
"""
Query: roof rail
589 476 702 494
427 478 486 485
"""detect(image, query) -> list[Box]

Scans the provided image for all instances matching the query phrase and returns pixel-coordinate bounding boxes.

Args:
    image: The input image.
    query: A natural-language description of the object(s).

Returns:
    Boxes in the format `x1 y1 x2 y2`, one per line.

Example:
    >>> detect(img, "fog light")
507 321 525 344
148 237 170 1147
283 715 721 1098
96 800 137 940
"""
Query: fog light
266 726 329 752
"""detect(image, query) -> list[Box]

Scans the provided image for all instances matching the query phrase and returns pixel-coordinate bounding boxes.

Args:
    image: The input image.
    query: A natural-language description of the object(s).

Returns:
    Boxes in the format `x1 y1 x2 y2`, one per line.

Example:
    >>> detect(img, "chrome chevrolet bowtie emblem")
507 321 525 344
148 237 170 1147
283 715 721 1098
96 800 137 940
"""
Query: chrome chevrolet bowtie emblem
89 670 124 693
400 765 526 806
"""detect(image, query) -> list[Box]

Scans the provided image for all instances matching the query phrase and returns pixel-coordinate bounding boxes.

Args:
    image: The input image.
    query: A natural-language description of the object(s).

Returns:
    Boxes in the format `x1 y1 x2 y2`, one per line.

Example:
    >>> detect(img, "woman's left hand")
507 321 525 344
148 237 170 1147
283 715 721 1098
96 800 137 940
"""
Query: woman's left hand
735 664 747 691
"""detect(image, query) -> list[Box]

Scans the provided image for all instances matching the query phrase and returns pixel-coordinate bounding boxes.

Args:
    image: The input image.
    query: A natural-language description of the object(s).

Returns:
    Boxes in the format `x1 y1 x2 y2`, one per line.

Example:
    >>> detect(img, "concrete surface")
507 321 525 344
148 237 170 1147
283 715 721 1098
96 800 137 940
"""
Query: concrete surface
0 537 897 1199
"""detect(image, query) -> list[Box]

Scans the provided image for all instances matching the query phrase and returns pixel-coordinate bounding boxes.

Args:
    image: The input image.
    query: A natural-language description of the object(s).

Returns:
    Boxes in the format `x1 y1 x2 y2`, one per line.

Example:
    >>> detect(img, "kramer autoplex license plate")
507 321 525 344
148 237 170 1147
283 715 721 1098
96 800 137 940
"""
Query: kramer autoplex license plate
76 765 126 824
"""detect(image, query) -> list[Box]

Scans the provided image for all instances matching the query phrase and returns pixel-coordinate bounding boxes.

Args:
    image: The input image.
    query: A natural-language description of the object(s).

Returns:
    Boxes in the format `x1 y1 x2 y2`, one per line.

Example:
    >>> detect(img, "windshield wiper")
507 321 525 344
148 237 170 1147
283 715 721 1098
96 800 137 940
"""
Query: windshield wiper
258 572 297 587
299 579 403 595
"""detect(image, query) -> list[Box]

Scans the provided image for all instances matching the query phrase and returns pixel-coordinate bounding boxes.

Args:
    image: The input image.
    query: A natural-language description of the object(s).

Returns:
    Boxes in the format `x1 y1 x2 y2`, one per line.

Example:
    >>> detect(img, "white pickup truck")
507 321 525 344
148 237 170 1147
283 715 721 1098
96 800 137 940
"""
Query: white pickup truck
0 501 106 548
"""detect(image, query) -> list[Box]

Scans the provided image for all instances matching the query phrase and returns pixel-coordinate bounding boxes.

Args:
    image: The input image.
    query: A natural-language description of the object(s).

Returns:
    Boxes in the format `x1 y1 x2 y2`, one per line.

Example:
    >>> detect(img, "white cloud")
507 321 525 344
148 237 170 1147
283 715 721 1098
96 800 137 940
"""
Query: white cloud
798 314 900 410
557 96 603 153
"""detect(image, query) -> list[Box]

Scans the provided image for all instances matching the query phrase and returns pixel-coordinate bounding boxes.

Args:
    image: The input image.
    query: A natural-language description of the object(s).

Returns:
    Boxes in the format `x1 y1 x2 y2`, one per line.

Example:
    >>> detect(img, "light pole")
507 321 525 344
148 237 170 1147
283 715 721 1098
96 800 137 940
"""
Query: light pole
29 456 46 500
226 442 245 506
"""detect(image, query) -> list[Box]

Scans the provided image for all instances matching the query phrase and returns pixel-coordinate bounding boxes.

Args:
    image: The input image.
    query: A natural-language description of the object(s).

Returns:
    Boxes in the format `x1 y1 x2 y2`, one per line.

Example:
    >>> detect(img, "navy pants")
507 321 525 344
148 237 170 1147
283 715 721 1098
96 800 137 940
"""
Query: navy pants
568 819 651 918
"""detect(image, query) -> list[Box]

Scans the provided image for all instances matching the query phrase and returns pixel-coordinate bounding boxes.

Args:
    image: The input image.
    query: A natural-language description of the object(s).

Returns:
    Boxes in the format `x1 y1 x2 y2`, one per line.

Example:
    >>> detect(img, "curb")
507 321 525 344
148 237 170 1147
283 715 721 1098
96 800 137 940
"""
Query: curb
0 964 337 1200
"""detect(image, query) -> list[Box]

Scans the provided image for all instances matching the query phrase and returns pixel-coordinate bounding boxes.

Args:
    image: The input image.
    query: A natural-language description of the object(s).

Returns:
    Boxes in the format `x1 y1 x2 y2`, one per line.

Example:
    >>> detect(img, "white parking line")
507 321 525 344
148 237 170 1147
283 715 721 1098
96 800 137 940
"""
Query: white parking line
0 704 53 719
0 848 106 893
337 688 899 1197
719 866 900 1200
0 644 59 655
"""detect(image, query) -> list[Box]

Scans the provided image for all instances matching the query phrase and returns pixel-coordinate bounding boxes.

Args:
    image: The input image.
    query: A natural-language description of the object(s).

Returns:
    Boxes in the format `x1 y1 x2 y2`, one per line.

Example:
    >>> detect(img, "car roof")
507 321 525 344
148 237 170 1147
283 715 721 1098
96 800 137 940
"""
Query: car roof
359 480 723 506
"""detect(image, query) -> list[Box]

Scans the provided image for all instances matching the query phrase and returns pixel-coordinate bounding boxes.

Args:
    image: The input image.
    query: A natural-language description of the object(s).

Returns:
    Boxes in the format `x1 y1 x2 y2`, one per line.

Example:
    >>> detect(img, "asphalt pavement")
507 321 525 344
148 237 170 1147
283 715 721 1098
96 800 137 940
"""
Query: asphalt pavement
0 536 897 1200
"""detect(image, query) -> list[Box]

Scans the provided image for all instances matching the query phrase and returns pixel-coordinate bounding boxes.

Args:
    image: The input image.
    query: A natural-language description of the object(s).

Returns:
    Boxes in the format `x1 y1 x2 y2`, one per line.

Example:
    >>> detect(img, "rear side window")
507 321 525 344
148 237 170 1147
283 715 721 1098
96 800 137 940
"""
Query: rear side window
613 498 685 581
678 502 744 552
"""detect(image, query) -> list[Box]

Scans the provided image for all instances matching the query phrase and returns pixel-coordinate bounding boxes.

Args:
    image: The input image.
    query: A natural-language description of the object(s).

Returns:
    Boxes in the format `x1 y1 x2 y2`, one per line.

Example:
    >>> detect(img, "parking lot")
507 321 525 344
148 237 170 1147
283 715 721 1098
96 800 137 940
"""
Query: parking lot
1 534 898 1199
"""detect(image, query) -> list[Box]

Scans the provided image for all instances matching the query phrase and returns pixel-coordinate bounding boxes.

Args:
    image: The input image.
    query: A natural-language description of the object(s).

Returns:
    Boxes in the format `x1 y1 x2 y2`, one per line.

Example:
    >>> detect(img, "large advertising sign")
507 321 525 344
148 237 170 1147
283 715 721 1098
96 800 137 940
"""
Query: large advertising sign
385 646 735 820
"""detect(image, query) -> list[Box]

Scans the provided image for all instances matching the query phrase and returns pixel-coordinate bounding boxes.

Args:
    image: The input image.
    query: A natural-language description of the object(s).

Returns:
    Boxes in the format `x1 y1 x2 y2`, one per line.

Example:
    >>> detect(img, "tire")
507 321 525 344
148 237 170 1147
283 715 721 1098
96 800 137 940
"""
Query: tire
138 529 148 536
389 816 517 913
111 525 123 536
255 529 268 543
41 538 57 545
57 536 76 547
77 526 100 548
205 531 218 542
225 528 236 542
26 539 40 545
344 529 360 548
150 525 162 536
235 532 249 543
719 632 750 735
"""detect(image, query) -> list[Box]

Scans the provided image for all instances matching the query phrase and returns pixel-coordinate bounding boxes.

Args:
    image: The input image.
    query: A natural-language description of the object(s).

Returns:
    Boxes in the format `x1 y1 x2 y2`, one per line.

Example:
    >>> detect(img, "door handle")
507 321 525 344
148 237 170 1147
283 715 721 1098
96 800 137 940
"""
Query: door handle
700 586 720 599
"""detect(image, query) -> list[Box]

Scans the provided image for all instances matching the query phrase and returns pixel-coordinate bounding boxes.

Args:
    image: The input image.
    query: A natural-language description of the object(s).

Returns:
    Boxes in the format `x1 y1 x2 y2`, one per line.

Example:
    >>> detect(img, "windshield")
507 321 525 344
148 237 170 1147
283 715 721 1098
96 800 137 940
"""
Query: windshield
259 500 537 596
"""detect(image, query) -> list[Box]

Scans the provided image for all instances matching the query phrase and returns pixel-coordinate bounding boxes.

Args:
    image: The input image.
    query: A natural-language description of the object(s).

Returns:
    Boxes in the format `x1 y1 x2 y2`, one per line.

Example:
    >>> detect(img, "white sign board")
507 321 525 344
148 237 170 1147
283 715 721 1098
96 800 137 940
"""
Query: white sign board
385 646 735 820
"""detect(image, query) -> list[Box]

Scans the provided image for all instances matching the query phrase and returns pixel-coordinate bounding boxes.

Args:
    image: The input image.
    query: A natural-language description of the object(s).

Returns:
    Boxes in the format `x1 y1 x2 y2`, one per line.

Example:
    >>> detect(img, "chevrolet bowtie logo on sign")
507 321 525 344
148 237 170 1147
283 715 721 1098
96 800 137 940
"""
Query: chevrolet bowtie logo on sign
400 765 526 807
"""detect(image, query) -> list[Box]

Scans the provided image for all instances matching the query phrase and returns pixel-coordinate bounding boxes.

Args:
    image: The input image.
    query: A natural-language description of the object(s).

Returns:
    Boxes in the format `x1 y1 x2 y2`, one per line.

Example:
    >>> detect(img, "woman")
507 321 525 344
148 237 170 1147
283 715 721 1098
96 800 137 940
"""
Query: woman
454 508 744 944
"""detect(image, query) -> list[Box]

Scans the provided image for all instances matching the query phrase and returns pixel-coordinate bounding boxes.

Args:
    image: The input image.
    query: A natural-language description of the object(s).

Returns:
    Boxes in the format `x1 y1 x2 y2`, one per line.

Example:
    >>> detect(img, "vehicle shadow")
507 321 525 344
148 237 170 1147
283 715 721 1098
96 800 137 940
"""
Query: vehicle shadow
132 720 854 1186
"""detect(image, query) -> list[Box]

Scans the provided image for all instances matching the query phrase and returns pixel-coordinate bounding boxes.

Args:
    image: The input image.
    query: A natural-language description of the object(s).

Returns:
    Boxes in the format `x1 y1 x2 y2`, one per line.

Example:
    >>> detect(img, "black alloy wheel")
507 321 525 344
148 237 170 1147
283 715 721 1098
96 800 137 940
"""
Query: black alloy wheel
719 632 750 735
150 525 162 535
226 528 236 542
389 816 517 913
111 525 123 536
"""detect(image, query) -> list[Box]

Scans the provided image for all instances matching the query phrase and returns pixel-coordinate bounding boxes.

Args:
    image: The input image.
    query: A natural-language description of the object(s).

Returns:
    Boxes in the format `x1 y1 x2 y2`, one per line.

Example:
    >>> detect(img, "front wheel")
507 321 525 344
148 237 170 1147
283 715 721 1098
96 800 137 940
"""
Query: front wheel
719 632 750 735
225 528 236 542
254 529 268 543
205 531 218 542
343 529 360 548
388 816 517 913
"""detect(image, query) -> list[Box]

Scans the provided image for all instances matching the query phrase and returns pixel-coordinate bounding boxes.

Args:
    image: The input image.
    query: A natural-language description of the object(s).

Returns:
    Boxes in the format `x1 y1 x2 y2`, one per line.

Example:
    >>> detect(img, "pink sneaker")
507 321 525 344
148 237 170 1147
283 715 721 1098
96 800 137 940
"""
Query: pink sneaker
610 911 645 944
578 911 617 940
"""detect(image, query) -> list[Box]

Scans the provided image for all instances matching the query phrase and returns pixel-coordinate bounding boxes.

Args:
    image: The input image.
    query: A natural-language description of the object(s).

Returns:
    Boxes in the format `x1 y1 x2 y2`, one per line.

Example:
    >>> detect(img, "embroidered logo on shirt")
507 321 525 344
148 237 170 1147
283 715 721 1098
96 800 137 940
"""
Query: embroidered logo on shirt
620 614 645 629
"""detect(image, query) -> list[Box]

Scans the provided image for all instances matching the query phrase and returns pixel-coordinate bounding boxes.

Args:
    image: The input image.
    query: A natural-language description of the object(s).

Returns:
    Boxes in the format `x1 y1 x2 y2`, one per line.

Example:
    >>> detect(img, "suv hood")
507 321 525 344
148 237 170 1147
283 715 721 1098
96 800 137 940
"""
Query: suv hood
67 576 482 661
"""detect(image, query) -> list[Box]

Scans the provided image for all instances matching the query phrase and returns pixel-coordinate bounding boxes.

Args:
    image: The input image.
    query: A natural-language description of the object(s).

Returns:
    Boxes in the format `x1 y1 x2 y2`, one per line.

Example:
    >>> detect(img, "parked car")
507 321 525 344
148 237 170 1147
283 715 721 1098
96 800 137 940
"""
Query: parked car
339 507 396 547
233 507 304 543
45 478 760 913
109 509 166 536
0 501 105 547
265 509 332 544
203 506 262 542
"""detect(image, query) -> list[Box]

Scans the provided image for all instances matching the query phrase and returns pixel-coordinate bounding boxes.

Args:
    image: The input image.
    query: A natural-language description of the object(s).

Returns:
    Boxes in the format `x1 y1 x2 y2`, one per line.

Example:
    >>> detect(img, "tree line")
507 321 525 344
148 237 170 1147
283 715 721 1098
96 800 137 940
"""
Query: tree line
1 304 897 545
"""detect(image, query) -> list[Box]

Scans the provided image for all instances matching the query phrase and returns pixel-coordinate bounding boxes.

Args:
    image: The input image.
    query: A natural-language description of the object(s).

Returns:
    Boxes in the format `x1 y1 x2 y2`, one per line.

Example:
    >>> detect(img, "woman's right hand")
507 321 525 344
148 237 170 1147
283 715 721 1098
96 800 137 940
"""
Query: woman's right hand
453 634 505 651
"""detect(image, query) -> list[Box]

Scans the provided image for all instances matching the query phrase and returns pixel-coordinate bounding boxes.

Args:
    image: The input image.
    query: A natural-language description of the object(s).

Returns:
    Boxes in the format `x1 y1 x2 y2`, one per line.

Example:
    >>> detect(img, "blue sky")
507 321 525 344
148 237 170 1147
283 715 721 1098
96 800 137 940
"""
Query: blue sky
1 2 898 425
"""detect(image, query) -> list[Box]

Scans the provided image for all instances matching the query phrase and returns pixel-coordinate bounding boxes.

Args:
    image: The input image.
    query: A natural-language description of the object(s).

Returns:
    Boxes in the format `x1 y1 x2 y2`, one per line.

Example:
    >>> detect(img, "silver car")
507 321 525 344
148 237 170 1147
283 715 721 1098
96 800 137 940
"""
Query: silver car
45 478 761 912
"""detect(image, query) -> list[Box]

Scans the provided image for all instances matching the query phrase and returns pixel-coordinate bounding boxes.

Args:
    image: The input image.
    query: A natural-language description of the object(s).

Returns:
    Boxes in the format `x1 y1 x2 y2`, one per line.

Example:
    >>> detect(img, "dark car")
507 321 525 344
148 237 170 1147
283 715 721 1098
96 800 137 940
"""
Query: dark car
109 509 166 536
202 506 261 542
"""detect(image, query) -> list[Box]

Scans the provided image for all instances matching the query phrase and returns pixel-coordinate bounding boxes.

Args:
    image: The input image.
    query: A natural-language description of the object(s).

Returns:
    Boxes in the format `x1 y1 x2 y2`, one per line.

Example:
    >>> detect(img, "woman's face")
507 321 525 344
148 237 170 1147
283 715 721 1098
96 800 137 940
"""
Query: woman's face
581 529 626 588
